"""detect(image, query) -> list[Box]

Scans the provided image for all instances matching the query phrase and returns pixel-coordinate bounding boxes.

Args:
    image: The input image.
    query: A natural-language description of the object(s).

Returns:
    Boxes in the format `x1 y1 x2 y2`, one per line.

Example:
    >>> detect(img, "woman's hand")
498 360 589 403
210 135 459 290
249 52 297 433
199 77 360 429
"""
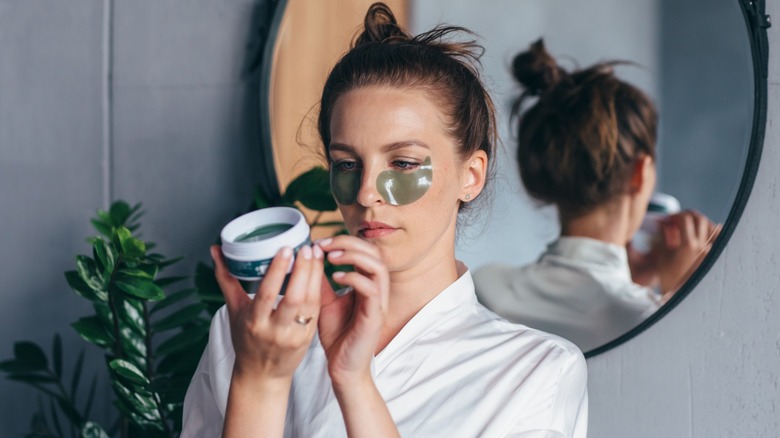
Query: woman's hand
212 244 324 380
316 235 390 387
214 244 324 437
315 236 399 437
653 210 721 296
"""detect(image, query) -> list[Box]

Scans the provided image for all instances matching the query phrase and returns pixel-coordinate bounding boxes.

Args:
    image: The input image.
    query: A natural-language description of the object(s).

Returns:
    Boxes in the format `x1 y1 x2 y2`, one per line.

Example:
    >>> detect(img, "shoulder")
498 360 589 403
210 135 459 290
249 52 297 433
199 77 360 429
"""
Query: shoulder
454 303 588 434
461 299 586 373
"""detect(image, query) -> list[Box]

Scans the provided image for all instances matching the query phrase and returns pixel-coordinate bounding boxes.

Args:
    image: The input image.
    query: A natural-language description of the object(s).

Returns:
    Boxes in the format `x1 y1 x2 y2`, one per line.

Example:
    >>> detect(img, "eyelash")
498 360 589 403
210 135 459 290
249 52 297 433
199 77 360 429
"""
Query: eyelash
391 160 420 171
332 160 361 173
331 159 420 172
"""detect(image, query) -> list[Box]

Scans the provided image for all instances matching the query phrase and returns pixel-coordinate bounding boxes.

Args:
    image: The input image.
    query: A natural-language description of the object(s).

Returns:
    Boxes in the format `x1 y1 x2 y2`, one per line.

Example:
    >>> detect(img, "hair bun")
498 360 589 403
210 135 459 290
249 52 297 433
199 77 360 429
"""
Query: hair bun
511 39 565 96
354 2 412 47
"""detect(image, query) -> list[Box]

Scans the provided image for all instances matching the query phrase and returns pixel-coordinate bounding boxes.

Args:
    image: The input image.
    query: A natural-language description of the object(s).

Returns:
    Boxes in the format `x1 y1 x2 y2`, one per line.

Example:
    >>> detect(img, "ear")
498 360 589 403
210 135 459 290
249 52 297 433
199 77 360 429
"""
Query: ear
460 150 488 202
629 155 654 195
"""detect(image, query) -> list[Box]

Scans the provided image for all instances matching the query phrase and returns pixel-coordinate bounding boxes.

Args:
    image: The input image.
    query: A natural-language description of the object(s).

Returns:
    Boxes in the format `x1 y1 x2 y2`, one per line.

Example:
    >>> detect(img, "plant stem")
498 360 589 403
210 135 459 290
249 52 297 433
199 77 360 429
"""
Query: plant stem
107 255 125 359
310 211 324 227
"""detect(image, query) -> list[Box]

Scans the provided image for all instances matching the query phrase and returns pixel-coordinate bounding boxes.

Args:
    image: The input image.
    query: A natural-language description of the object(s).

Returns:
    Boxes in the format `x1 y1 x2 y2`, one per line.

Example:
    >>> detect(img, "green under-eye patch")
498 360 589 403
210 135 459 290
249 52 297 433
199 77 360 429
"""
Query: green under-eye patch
330 164 361 205
330 156 433 206
376 156 433 205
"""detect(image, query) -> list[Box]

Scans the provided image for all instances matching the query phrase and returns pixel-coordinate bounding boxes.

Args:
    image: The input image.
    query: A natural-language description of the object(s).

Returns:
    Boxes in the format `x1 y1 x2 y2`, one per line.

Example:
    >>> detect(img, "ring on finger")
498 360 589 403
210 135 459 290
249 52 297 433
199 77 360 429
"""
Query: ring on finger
294 314 313 325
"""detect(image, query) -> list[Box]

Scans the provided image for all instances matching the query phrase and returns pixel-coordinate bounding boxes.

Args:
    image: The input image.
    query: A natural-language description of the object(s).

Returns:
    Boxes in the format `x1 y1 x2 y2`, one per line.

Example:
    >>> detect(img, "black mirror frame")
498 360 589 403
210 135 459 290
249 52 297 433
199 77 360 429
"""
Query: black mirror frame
254 0 771 358
586 0 771 358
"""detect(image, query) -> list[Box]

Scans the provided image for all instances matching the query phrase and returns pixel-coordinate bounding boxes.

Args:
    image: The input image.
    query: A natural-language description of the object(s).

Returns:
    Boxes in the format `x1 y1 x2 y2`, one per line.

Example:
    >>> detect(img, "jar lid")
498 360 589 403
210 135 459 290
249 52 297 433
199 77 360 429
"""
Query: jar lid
221 207 310 261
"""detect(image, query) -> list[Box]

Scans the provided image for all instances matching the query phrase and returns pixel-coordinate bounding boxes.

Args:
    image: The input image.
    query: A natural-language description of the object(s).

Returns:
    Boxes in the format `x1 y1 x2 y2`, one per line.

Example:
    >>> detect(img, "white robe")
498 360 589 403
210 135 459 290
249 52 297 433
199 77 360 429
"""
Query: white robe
474 237 661 353
182 270 588 437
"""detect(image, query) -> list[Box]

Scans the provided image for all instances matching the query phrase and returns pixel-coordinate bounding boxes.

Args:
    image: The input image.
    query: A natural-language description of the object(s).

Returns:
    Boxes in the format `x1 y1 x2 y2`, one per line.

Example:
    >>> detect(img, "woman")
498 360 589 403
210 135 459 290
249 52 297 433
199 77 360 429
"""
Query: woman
475 40 719 353
182 5 587 436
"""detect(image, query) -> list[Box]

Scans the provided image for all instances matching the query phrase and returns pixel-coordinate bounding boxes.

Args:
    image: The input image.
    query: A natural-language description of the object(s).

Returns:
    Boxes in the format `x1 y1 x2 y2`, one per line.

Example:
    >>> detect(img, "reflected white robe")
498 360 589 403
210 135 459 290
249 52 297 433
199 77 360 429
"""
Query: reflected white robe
474 237 661 353
182 271 588 437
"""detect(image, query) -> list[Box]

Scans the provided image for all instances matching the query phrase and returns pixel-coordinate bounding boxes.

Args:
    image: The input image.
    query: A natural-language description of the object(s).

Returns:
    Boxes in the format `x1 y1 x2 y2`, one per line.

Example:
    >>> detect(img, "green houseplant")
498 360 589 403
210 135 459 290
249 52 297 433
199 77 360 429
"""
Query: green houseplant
1 165 344 437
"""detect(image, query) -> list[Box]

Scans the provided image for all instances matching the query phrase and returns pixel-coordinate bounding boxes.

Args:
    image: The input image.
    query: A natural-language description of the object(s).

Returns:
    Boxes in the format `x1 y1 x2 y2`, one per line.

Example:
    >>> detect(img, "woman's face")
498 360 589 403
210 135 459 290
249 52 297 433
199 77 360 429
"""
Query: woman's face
327 86 482 272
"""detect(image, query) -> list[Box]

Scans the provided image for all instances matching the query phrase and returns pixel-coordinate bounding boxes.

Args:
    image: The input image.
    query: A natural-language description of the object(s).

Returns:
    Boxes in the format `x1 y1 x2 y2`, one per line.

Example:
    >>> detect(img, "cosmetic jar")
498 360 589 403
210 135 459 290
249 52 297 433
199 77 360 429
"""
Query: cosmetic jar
220 207 310 281
632 192 681 253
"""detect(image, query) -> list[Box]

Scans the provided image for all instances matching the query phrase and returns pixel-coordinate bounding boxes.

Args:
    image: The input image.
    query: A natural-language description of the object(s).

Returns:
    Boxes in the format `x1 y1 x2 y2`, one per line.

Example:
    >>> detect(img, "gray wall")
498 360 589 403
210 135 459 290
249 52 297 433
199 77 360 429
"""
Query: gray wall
0 0 272 433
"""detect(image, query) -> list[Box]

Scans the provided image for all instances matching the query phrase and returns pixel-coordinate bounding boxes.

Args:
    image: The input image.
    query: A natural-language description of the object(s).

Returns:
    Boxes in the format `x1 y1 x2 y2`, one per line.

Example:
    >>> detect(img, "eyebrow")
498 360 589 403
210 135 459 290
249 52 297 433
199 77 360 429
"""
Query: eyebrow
329 140 431 154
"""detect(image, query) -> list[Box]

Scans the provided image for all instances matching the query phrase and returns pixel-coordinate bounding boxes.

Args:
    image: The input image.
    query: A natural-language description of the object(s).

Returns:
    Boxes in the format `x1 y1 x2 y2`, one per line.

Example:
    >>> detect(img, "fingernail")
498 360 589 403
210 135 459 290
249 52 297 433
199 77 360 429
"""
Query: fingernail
328 250 344 259
317 238 333 246
280 246 293 258
313 244 324 259
300 245 312 260
335 286 353 297
332 271 346 279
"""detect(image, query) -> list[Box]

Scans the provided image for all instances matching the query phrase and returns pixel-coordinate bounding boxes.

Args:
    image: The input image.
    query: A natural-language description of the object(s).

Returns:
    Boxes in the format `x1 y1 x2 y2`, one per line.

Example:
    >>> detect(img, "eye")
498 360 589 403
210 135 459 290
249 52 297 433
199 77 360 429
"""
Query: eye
332 160 361 172
391 160 420 171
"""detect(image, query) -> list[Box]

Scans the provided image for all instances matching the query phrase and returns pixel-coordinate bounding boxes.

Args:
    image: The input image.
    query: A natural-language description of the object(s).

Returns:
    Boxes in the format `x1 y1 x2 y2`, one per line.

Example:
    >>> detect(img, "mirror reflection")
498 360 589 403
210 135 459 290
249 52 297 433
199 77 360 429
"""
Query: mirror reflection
270 0 754 354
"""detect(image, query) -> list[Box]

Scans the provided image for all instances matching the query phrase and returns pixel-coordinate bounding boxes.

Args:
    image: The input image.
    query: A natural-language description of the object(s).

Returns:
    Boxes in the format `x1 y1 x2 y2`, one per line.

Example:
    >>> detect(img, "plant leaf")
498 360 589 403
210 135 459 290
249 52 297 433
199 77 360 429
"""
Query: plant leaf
113 227 146 260
151 288 196 315
54 395 83 430
154 275 187 288
0 359 28 373
13 342 48 371
80 421 110 438
92 238 116 277
195 262 224 315
116 298 146 337
8 373 55 384
115 275 165 301
75 256 104 294
282 167 338 211
253 185 273 209
109 201 132 226
109 359 149 386
70 350 85 400
52 335 62 379
156 323 210 356
156 256 183 271
71 317 114 348
111 380 160 420
65 270 108 302
49 398 64 437
152 304 206 332
90 219 112 237
84 373 98 419
156 340 208 376
118 327 147 369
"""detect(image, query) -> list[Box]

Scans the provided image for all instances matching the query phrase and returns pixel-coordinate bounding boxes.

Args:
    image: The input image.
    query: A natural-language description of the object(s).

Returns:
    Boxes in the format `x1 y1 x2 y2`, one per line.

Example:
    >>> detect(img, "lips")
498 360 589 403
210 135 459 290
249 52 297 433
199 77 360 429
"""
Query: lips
358 221 398 238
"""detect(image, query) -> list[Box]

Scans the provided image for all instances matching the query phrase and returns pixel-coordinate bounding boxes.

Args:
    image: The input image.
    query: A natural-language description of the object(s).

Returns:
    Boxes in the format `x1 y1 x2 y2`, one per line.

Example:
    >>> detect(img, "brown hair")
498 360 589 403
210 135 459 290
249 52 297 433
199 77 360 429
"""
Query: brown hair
317 2 497 207
511 39 658 218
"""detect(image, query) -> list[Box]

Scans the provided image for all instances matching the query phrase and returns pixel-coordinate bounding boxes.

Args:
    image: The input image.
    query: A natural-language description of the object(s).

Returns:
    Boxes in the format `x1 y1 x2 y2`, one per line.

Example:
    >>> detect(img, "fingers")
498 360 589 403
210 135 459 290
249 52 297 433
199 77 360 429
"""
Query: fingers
252 246 294 318
273 245 323 325
322 236 390 314
317 235 382 260
211 245 251 316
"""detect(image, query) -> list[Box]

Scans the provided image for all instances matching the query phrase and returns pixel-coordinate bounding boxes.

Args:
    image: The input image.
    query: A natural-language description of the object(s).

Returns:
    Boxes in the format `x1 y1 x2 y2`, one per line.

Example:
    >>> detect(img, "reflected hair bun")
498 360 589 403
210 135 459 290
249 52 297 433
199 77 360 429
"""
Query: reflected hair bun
511 39 566 96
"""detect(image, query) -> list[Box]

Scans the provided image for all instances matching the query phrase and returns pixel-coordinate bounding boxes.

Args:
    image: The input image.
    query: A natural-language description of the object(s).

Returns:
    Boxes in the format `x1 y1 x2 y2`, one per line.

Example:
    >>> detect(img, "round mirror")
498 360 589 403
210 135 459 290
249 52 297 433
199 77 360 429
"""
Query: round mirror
259 0 769 357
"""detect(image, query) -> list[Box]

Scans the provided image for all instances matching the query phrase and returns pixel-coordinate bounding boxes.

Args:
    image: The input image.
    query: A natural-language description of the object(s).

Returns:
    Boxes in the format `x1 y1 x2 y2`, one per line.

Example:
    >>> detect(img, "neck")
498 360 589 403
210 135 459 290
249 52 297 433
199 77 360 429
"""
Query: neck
375 230 460 354
559 199 633 246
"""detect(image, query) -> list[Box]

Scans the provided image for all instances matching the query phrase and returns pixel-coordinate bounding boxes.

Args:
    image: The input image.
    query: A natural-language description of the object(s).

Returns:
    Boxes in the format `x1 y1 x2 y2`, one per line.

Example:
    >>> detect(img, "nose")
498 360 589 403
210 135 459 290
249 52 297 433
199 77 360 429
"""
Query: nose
356 167 384 207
